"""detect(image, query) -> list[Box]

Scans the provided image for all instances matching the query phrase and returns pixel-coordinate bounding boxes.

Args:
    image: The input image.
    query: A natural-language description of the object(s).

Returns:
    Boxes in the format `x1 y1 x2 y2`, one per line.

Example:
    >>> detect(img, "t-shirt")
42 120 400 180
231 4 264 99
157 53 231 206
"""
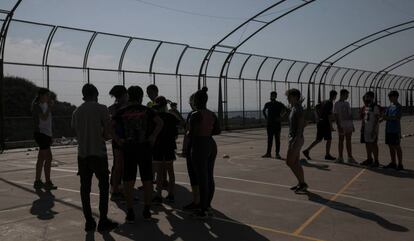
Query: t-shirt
190 109 220 137
334 100 354 129
263 100 287 124
385 103 402 134
71 101 110 158
318 100 333 123
361 103 380 133
155 112 179 149
288 103 304 142
32 102 52 137
114 103 156 144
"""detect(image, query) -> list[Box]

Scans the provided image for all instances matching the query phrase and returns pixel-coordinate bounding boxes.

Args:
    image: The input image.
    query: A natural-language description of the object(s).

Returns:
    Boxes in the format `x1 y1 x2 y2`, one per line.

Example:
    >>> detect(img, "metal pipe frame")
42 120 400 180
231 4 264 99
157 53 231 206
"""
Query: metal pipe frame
0 0 22 151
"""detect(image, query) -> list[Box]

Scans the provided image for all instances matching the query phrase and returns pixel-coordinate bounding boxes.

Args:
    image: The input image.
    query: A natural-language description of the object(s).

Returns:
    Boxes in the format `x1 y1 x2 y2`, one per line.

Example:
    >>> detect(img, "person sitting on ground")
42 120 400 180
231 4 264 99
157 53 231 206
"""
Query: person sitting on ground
383 91 404 170
152 96 179 204
262 91 288 159
113 86 163 224
285 89 308 194
333 89 356 164
189 87 221 218
303 90 337 161
32 87 57 191
108 85 128 201
71 84 118 232
360 91 381 167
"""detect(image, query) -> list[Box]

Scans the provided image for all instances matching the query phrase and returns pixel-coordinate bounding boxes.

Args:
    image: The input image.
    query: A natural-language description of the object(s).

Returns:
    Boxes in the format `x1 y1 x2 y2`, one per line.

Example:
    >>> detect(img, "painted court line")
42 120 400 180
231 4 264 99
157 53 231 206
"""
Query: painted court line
3 162 414 213
7 180 325 241
293 169 366 235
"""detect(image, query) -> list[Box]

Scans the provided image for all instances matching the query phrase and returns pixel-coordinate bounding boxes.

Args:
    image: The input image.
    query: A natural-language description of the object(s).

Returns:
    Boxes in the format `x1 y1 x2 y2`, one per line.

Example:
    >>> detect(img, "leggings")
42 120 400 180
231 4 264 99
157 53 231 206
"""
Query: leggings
191 137 217 211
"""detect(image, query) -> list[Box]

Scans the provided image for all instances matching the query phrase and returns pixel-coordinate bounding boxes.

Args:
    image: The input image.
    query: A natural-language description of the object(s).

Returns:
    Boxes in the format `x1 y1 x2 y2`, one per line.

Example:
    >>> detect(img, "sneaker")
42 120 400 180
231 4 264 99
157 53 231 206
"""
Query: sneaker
125 209 135 224
152 196 163 205
302 150 311 160
347 157 358 164
206 207 214 217
183 202 200 211
142 205 151 220
294 183 309 194
166 194 175 203
84 219 97 232
372 161 380 168
33 180 44 189
192 210 208 219
290 184 300 191
397 164 404 171
383 162 397 169
325 154 336 161
261 153 271 158
335 157 344 163
275 154 282 160
43 181 57 190
360 159 373 166
97 219 118 232
110 192 124 201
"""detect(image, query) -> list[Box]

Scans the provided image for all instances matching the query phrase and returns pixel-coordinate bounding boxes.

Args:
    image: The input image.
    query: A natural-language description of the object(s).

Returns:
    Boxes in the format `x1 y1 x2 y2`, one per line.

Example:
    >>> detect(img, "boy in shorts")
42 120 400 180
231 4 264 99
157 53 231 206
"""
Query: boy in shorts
360 91 381 167
333 89 356 164
113 86 163 223
383 91 404 170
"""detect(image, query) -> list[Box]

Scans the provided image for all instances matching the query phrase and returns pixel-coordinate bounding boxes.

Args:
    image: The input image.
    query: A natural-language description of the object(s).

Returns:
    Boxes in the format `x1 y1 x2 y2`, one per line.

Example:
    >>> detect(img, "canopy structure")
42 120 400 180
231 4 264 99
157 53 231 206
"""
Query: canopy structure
0 0 413 146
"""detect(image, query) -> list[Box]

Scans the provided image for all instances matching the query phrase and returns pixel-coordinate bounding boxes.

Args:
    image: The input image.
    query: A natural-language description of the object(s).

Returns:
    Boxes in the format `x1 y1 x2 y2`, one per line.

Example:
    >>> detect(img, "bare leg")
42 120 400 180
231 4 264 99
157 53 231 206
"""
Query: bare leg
395 145 403 165
35 150 46 181
286 148 305 184
123 181 135 209
304 139 321 153
192 186 200 204
111 149 123 193
154 162 164 197
372 143 379 162
143 181 153 206
44 148 52 182
366 144 372 160
166 162 175 195
345 133 353 158
338 135 344 158
388 145 396 164
326 140 332 156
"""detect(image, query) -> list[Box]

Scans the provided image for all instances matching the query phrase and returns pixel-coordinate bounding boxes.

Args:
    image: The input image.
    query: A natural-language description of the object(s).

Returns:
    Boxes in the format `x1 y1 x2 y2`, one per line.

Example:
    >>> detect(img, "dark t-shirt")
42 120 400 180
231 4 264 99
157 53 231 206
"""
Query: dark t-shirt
156 112 179 149
263 100 287 124
319 100 333 123
114 103 156 144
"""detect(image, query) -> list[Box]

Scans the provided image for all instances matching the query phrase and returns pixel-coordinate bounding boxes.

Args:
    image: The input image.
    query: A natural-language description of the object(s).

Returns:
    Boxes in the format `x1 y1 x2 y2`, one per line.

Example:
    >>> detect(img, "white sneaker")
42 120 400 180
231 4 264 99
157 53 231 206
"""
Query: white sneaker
347 157 357 164
335 157 344 163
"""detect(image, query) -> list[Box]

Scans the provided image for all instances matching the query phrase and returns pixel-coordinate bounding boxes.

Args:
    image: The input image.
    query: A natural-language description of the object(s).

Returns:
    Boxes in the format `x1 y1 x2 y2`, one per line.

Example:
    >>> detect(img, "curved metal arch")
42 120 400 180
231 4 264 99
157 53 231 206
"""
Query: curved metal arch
118 37 134 71
270 59 284 82
339 68 353 86
296 63 309 83
198 0 315 87
328 67 342 85
344 69 361 87
284 61 297 83
256 57 269 80
374 54 414 90
238 54 253 79
0 0 23 150
355 71 372 87
175 45 189 75
388 75 401 89
83 32 98 69
42 26 58 66
308 20 414 103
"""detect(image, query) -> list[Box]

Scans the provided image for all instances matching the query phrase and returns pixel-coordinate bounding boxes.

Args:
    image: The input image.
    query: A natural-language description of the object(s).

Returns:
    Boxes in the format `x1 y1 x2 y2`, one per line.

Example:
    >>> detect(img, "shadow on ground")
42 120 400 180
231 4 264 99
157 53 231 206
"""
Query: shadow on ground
306 192 409 232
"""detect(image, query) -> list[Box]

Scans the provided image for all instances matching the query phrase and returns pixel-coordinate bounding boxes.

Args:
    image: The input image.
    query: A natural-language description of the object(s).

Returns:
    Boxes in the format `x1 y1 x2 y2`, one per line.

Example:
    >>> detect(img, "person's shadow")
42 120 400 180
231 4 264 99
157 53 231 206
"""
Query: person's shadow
113 184 270 240
300 159 330 171
306 192 409 232
30 189 58 220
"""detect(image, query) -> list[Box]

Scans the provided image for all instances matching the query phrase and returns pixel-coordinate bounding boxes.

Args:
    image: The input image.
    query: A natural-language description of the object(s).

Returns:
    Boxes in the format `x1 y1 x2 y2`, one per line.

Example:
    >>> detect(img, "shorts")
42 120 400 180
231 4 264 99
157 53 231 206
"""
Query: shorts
385 133 401 145
34 132 52 150
316 121 332 141
153 147 176 162
288 136 304 154
123 142 153 182
360 126 378 144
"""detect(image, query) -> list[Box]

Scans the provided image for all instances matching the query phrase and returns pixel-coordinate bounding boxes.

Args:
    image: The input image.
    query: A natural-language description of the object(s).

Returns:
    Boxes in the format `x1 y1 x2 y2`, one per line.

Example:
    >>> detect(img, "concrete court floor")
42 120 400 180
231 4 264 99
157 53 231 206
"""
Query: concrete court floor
0 116 413 241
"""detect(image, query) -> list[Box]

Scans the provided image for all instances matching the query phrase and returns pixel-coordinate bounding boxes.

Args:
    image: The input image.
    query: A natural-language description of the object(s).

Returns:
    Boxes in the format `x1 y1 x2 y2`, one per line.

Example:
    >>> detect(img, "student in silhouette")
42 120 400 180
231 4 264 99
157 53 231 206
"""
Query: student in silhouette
71 84 118 232
32 88 57 191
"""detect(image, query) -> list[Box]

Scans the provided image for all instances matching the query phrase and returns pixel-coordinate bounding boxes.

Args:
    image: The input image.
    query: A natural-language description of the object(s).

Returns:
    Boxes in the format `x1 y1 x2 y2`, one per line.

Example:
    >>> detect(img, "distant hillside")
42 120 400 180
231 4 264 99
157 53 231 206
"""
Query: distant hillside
3 76 76 141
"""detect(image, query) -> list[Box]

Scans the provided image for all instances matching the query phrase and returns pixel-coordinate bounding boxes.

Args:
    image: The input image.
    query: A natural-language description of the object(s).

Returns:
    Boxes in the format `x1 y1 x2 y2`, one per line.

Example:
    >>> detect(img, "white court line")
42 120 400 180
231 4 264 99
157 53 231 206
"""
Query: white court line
2 162 414 213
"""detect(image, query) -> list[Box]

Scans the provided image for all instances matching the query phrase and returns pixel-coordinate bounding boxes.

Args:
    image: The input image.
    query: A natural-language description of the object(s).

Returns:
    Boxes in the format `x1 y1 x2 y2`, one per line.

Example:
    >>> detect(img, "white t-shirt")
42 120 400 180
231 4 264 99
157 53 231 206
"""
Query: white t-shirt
38 103 52 137
333 100 353 130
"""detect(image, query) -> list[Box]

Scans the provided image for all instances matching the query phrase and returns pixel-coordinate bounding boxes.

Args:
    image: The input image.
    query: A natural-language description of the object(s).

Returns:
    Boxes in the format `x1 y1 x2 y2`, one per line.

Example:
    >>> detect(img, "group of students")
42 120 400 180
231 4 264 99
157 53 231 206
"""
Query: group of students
263 88 405 193
31 83 220 232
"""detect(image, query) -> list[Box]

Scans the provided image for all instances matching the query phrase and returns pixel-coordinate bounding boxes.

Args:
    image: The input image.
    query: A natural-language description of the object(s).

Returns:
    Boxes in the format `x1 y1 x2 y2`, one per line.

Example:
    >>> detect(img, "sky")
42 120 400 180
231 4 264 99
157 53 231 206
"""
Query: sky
1 0 414 109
